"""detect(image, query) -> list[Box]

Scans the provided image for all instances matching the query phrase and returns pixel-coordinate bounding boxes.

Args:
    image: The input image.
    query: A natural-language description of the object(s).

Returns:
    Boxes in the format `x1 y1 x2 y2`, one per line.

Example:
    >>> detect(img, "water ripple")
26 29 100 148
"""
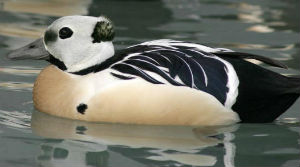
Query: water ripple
0 110 31 129
0 66 41 76
0 81 33 91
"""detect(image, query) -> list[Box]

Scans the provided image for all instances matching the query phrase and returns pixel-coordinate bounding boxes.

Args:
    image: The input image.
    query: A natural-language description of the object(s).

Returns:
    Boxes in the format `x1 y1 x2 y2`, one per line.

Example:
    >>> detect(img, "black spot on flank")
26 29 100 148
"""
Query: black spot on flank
77 103 88 115
44 30 57 45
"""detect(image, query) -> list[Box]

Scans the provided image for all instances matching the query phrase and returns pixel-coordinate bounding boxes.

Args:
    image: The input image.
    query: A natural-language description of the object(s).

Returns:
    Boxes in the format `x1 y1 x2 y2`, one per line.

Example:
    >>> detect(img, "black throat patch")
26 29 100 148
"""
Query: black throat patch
47 55 67 71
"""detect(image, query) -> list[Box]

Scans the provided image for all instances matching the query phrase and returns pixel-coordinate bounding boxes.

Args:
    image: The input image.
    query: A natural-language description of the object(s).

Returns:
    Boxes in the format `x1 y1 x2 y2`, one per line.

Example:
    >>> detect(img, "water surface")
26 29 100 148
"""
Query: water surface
0 0 299 166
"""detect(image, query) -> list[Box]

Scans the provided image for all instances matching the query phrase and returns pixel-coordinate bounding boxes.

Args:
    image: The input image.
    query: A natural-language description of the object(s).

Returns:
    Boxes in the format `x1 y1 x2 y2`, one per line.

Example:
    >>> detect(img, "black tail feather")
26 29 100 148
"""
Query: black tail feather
221 56 299 123
235 93 299 123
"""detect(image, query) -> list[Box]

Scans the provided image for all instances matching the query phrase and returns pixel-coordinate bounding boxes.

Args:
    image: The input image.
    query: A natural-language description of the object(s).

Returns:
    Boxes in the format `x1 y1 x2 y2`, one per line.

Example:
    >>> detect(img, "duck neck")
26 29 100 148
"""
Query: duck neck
48 42 116 75
65 42 115 73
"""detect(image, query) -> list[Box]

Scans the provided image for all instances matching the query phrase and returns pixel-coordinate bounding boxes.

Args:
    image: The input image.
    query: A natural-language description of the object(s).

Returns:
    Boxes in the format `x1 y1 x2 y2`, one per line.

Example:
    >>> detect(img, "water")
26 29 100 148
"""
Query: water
0 0 299 166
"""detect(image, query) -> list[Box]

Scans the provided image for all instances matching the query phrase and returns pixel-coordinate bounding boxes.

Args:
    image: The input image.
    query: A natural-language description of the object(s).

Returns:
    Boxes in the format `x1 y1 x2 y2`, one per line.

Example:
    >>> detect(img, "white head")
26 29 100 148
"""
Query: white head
43 15 115 72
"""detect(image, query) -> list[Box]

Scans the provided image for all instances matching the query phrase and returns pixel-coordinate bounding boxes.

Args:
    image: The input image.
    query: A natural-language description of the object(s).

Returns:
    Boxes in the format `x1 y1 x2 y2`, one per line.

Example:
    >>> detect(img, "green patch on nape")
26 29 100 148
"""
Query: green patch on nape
91 20 115 43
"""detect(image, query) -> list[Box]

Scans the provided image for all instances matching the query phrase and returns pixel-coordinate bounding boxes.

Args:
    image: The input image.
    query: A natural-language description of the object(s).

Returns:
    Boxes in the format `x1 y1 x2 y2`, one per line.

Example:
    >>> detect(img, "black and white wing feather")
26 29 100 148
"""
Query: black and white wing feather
110 39 239 108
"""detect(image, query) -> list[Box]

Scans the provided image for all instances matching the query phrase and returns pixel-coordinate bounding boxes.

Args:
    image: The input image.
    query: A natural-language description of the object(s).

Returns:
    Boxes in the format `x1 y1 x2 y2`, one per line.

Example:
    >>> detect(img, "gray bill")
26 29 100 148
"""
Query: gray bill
7 38 50 60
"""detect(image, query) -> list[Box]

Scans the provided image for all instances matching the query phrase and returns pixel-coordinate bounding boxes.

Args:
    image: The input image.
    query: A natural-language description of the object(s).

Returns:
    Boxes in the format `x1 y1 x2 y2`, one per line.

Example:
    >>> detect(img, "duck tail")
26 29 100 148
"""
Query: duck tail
235 74 300 123
221 56 299 123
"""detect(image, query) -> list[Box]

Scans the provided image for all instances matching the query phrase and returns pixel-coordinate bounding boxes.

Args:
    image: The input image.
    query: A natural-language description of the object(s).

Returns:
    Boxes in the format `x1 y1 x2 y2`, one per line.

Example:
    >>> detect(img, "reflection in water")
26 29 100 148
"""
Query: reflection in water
278 117 299 124
0 23 44 38
232 2 289 34
220 43 295 51
0 66 40 76
223 133 235 167
0 110 31 128
235 3 264 23
246 25 274 33
30 111 300 166
286 43 300 70
1 0 91 16
37 140 107 167
147 151 217 166
0 0 91 39
31 111 238 166
88 0 172 42
0 81 33 91
232 123 300 167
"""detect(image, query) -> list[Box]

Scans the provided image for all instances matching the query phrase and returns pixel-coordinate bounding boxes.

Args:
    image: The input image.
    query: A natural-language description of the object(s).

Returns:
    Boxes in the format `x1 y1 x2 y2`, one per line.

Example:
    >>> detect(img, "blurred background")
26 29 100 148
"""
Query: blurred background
0 0 299 167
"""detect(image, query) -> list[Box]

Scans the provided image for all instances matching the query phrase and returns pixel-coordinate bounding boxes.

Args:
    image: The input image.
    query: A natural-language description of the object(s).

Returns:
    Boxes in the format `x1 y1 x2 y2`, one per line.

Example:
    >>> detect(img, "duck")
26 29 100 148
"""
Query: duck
7 15 300 126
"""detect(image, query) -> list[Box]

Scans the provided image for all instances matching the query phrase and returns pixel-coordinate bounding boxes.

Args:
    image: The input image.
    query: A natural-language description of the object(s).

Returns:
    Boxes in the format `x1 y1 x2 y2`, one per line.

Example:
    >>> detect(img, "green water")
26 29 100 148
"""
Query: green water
0 0 299 166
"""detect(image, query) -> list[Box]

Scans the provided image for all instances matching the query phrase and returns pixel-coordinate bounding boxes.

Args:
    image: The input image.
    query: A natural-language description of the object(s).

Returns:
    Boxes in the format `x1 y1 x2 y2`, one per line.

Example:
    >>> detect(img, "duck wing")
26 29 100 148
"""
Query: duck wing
111 40 239 108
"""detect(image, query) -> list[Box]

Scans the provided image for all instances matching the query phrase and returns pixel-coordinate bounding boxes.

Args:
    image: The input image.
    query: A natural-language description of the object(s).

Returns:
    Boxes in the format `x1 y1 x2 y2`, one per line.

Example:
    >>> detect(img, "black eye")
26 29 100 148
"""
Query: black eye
59 27 73 39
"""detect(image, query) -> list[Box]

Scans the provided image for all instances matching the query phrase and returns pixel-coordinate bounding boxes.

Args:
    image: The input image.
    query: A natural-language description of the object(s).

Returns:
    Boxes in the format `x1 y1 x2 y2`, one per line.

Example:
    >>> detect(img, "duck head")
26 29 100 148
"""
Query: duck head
7 15 115 73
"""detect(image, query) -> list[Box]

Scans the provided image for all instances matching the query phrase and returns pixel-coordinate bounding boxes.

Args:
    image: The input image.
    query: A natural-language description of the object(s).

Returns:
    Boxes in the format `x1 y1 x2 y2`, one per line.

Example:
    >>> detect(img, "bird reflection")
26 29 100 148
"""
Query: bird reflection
37 140 108 167
31 111 238 167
